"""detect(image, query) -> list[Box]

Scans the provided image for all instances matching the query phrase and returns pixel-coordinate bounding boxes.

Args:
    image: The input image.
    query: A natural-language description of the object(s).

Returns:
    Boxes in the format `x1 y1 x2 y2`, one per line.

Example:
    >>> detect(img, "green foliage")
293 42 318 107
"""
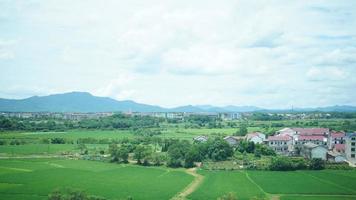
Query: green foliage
236 122 248 136
133 145 152 165
269 157 294 171
206 137 233 161
48 188 106 200
309 158 325 170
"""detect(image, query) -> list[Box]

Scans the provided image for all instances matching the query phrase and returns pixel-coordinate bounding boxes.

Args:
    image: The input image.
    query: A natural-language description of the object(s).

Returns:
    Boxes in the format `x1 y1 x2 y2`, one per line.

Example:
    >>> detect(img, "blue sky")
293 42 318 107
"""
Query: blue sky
0 0 356 108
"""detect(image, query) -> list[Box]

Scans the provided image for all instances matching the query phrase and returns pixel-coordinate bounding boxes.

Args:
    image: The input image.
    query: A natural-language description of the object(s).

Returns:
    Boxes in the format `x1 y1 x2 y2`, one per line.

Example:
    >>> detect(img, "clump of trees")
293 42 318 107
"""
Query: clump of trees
167 137 233 168
48 189 106 200
0 114 162 132
269 157 325 171
237 141 275 157
108 137 234 168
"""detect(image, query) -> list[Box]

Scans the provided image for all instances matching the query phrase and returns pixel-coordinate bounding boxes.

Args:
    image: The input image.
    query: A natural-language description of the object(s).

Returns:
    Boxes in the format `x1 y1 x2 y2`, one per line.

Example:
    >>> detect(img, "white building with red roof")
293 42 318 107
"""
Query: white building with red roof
294 128 329 147
267 135 293 155
293 128 329 136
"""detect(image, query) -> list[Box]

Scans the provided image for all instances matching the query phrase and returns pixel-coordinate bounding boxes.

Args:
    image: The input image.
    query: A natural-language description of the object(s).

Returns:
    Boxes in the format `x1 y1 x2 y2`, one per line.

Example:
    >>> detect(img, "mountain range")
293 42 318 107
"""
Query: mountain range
0 92 355 113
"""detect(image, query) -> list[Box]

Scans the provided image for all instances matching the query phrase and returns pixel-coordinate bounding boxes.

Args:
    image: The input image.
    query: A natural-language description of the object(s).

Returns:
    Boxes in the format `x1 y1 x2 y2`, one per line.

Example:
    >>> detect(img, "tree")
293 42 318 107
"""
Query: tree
238 122 248 136
117 146 129 163
109 143 119 162
206 137 233 161
133 145 151 165
167 141 191 167
184 146 201 168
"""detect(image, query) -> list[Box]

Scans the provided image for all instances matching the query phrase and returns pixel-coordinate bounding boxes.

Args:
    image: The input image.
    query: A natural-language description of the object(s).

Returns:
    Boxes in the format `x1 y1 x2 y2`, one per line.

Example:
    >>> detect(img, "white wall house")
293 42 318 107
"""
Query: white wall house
267 135 293 155
246 132 266 144
193 136 208 143
301 143 328 160
346 133 356 164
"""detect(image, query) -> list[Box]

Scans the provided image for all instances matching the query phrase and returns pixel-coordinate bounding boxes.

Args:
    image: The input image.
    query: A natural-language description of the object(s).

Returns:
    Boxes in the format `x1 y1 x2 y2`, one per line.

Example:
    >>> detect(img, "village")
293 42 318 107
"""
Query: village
194 127 356 166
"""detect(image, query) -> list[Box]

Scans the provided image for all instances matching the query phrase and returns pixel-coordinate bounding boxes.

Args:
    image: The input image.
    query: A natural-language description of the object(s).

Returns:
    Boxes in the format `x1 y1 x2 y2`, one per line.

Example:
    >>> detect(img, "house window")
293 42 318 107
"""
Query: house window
352 148 355 152
352 137 356 141
351 154 355 158
284 142 287 145
352 142 356 146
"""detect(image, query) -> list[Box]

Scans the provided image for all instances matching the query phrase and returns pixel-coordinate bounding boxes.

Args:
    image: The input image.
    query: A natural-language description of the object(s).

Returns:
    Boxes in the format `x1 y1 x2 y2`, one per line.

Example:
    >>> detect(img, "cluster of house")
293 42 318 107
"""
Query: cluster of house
0 112 114 120
128 111 240 120
194 128 356 165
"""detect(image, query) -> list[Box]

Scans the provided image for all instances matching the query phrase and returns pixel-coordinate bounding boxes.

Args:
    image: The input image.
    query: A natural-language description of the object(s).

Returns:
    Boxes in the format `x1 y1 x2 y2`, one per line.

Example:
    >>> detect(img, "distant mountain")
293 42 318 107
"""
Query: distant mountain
0 92 355 113
294 105 356 113
0 92 165 112
221 105 262 112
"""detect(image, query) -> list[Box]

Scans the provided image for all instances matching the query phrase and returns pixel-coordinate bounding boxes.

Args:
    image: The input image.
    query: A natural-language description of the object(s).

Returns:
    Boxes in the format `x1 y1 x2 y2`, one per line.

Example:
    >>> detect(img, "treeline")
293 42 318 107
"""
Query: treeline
108 137 234 168
0 114 162 131
108 137 278 169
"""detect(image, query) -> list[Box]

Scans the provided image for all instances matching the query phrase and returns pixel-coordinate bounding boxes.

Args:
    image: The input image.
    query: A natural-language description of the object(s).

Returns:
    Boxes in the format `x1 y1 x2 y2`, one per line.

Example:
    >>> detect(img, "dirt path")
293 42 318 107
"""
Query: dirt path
171 168 204 200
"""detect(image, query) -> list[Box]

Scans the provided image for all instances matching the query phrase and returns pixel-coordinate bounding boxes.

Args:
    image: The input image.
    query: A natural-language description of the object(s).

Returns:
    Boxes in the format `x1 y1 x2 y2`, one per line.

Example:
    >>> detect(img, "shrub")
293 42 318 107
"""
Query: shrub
309 158 325 170
269 157 294 171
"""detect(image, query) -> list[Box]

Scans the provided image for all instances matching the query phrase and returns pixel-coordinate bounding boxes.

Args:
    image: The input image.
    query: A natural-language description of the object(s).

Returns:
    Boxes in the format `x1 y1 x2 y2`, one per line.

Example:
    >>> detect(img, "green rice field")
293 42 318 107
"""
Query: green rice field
1 158 356 200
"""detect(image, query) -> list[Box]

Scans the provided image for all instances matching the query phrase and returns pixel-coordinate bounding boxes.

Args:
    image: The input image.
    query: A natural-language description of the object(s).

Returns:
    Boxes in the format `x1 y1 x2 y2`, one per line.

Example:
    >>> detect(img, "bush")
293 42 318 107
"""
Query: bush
269 157 294 171
0 139 7 145
309 158 325 170
48 188 106 200
326 162 352 170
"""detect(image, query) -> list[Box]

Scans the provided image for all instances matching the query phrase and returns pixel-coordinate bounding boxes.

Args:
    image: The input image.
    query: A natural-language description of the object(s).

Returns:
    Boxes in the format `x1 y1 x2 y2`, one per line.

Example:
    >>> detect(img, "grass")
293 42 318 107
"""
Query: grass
188 170 266 200
247 170 356 195
187 170 356 200
0 158 193 200
0 144 77 155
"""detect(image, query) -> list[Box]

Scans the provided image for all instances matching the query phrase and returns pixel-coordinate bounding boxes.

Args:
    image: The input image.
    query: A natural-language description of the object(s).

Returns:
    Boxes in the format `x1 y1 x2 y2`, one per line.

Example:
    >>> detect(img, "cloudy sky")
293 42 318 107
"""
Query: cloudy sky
0 0 356 108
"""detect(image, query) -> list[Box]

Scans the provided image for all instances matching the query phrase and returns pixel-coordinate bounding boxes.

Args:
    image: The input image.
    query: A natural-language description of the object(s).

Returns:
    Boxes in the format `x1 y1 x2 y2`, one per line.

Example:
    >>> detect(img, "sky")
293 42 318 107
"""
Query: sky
0 0 356 109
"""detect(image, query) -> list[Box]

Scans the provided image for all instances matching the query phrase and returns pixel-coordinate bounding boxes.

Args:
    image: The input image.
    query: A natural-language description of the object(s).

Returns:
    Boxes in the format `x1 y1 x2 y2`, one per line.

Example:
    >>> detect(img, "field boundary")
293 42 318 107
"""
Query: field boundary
242 171 280 200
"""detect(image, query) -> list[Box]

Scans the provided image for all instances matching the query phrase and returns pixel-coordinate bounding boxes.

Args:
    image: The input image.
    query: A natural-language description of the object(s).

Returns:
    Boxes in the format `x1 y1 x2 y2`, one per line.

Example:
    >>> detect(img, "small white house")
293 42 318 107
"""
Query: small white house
224 136 244 146
193 136 208 143
246 132 266 144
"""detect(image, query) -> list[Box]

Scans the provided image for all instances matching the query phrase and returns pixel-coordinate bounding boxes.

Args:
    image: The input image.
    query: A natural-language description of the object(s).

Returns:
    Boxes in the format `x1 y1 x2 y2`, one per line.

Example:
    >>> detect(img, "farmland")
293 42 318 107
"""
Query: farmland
0 159 193 200
1 115 356 200
1 158 356 200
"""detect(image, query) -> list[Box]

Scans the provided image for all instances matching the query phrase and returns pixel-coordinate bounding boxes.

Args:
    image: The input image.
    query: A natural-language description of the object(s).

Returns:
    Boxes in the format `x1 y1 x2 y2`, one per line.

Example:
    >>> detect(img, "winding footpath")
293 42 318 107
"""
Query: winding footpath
171 168 204 200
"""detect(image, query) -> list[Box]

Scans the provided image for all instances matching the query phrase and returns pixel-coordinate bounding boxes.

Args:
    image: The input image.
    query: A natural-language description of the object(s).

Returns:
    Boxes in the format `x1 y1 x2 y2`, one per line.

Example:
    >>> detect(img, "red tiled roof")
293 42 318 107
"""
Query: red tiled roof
293 128 329 136
268 135 292 141
298 135 325 141
334 144 345 151
331 132 345 138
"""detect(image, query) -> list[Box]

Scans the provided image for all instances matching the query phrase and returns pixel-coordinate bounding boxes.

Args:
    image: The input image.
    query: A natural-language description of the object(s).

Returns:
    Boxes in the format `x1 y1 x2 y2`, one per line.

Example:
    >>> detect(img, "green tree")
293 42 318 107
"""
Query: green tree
133 145 151 165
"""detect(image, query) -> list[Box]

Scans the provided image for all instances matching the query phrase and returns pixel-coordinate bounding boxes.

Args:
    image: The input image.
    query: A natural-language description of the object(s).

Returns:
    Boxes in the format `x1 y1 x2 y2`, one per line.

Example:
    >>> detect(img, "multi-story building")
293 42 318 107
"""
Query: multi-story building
346 132 356 164
267 135 293 155
328 131 345 153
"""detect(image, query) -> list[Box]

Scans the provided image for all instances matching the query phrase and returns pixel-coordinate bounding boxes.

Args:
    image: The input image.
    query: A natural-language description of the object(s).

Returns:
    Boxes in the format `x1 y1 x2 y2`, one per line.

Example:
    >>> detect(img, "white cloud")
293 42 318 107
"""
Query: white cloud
0 0 356 108
306 67 347 81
